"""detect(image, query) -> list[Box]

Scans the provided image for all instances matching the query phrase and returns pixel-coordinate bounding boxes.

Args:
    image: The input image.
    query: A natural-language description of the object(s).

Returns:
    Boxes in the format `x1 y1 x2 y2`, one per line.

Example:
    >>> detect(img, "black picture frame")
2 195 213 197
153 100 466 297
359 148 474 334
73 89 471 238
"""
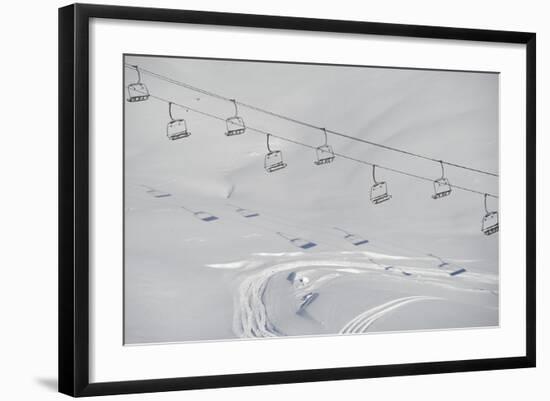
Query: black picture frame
59 3 536 397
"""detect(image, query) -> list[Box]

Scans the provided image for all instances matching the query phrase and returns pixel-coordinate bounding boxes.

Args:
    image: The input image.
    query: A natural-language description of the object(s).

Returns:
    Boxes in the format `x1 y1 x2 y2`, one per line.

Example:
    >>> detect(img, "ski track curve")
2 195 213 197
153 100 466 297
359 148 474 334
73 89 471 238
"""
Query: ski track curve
232 256 495 339
340 296 443 334
233 259 381 338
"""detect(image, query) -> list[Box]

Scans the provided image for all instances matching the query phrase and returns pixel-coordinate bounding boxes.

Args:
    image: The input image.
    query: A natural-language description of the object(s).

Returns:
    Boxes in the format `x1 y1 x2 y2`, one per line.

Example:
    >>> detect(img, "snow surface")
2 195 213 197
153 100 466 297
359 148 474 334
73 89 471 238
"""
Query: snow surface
123 55 499 344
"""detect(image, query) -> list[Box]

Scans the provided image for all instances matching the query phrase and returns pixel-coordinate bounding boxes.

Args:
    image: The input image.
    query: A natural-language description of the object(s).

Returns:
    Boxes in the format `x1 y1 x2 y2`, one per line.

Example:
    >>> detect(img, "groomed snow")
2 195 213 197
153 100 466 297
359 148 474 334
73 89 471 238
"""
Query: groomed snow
124 55 499 344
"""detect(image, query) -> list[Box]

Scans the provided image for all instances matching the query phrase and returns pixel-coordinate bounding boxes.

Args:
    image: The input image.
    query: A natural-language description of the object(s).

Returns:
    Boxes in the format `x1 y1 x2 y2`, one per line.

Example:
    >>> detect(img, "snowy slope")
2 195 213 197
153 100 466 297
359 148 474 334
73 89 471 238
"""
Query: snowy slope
123 55 499 344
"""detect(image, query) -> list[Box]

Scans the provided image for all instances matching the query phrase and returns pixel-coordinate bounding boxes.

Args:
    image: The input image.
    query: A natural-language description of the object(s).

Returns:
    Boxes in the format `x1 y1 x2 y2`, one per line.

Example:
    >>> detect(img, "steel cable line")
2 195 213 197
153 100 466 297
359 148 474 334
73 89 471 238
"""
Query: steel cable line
135 90 498 199
125 64 499 178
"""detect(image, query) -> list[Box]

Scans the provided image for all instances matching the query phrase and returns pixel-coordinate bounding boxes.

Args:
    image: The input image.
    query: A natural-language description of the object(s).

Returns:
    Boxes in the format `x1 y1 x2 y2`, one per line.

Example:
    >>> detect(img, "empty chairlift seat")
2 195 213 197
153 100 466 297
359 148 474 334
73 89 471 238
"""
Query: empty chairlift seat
225 99 246 136
370 181 392 204
314 129 335 165
482 211 499 235
127 83 150 102
314 145 335 165
265 151 287 173
433 178 452 199
370 165 392 204
166 102 191 140
167 120 190 140
126 65 149 102
481 194 499 236
226 116 246 136
432 161 452 199
264 134 287 173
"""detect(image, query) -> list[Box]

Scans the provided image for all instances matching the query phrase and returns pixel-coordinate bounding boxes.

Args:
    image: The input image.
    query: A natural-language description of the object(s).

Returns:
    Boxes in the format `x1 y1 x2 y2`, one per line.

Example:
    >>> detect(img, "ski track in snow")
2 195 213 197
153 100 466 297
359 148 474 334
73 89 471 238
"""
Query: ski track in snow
231 256 495 339
340 296 443 334
206 260 264 270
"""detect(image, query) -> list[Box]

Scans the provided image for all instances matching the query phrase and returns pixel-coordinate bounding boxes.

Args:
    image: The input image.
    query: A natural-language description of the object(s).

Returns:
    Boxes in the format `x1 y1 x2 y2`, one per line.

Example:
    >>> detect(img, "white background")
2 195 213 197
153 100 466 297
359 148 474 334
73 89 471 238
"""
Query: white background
0 0 547 399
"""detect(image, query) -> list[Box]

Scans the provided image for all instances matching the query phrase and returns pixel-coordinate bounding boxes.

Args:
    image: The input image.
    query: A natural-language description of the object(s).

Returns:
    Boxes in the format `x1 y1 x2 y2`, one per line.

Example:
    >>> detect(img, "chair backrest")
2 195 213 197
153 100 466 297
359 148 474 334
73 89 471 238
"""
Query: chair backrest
265 151 282 164
226 116 244 129
482 211 498 228
316 145 334 157
371 182 387 199
127 83 148 97
167 119 187 132
434 178 451 191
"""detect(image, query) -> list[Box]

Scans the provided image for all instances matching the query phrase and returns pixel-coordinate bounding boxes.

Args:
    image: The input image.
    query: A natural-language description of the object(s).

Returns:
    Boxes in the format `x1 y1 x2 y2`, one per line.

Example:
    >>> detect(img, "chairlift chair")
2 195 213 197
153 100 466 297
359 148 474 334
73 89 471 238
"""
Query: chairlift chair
481 194 499 235
265 151 287 173
225 99 246 136
264 134 287 173
482 212 499 235
370 165 392 204
371 182 391 204
315 145 335 165
166 102 191 140
126 65 150 102
314 129 335 165
432 161 452 199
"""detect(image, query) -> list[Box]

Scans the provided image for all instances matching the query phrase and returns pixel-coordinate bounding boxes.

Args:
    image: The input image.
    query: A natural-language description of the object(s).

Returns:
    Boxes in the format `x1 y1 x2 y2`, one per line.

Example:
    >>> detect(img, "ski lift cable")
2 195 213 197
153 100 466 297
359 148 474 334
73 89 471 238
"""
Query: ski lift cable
138 91 498 199
125 64 499 178
143 91 499 199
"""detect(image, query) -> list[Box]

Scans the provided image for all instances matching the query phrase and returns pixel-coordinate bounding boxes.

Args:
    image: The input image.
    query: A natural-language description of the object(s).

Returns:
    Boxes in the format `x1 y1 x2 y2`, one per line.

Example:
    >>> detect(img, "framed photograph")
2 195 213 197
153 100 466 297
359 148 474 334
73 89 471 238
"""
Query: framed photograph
58 3 536 397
